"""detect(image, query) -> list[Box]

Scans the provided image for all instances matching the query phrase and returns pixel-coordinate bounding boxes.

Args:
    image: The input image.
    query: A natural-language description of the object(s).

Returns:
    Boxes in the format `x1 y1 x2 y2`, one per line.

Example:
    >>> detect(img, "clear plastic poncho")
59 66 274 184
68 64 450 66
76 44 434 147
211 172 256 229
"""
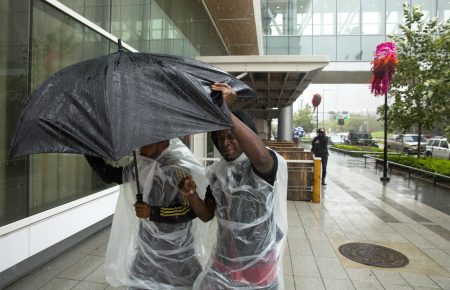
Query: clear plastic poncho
194 151 288 290
104 139 208 290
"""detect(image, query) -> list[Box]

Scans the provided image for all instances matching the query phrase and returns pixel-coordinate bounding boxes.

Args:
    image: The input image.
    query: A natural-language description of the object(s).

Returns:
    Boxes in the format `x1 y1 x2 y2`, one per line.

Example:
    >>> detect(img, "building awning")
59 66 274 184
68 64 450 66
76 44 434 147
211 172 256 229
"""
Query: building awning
196 55 329 119
201 0 262 55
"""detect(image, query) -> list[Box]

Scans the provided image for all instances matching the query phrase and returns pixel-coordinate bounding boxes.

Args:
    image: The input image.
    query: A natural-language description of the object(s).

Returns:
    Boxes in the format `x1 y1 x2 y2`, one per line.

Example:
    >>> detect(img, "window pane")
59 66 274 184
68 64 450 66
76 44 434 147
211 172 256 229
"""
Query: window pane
289 36 313 54
313 0 336 35
262 0 314 36
262 0 288 36
361 35 386 61
288 36 301 54
386 0 405 34
412 0 436 20
57 0 111 31
337 36 361 60
111 0 225 56
313 36 336 60
0 0 29 226
300 36 313 54
29 0 113 215
265 36 289 54
297 0 313 36
362 0 385 34
438 0 450 22
337 0 360 35
111 0 153 52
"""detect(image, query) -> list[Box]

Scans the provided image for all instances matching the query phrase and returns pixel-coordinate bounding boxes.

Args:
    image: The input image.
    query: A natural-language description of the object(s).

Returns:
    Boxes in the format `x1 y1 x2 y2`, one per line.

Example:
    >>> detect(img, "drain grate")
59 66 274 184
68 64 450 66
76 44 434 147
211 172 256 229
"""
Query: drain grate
339 242 409 268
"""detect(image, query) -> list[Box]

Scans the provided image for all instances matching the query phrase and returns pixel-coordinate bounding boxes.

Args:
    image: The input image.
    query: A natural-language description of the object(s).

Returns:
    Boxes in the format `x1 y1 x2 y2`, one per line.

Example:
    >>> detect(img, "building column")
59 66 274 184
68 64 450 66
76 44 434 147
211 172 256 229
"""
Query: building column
277 105 293 141
191 133 207 166
255 118 269 140
288 0 298 34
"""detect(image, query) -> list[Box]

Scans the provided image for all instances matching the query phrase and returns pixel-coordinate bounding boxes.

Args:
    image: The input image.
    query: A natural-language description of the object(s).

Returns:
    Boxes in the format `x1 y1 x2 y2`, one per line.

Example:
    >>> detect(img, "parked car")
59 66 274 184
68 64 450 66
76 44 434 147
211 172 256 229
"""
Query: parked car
344 132 377 147
425 138 450 159
387 134 426 155
328 134 345 145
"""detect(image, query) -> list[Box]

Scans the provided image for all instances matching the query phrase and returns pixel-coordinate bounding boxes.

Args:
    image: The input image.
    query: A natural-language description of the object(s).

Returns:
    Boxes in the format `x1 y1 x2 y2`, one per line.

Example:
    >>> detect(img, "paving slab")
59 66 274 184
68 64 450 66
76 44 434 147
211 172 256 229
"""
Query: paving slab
5 151 450 289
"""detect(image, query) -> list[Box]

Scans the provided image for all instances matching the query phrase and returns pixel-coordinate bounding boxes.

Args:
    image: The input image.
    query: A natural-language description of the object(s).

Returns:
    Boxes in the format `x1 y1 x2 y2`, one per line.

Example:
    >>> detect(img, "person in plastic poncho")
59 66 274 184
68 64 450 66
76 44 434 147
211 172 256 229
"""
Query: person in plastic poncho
85 139 208 290
178 83 288 290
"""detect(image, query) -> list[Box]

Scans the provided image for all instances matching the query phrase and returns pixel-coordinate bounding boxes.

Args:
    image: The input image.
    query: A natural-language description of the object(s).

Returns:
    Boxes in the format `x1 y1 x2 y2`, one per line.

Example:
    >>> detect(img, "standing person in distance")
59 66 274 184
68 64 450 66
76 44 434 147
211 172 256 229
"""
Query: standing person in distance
311 128 329 185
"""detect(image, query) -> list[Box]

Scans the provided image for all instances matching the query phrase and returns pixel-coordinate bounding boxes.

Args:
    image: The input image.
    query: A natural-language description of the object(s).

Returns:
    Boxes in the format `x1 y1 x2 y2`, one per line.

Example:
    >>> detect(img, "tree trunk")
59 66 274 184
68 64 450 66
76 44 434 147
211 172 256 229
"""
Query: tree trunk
417 123 422 159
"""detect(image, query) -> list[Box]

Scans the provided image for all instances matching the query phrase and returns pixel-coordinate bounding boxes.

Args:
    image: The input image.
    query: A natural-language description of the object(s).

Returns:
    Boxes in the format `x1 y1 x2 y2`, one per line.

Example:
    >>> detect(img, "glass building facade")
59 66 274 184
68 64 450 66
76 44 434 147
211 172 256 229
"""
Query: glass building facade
1 0 449 229
1 0 449 283
262 0 450 60
0 0 225 227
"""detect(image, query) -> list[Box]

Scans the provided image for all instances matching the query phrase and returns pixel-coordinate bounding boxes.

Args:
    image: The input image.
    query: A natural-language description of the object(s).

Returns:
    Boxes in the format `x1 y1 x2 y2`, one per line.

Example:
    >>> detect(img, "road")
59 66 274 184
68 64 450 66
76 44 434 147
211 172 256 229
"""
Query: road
327 149 450 215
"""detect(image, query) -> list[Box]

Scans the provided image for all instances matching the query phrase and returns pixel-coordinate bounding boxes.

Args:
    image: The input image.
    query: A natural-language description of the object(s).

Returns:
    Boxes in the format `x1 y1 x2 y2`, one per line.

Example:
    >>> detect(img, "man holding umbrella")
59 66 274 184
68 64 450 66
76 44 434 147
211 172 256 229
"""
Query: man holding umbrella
7 48 258 289
179 83 288 290
86 138 207 289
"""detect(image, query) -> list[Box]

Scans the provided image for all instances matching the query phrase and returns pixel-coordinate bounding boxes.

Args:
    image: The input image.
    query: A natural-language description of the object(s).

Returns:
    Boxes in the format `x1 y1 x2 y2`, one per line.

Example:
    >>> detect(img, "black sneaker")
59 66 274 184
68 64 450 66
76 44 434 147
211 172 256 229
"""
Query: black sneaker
321 181 326 185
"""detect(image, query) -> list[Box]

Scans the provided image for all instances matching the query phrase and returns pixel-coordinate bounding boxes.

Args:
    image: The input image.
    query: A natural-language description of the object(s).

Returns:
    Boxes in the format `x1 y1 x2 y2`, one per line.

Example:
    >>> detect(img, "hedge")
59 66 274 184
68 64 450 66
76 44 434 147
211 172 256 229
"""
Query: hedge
332 145 450 176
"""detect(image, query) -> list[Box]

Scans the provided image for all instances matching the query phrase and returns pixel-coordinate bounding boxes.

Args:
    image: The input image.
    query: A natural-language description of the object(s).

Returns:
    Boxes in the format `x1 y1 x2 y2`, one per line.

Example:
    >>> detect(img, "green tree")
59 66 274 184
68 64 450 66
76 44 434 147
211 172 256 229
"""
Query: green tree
293 104 314 133
384 2 450 158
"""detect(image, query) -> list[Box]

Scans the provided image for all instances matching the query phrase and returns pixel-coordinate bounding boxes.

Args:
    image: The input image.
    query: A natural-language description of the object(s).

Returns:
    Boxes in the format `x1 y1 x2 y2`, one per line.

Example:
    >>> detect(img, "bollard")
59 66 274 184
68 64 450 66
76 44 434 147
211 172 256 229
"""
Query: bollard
313 157 321 203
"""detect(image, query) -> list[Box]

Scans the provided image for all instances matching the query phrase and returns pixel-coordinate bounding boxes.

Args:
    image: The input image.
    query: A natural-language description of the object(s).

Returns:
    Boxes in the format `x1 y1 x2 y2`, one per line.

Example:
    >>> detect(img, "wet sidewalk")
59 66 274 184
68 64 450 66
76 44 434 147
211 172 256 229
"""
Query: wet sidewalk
5 152 450 290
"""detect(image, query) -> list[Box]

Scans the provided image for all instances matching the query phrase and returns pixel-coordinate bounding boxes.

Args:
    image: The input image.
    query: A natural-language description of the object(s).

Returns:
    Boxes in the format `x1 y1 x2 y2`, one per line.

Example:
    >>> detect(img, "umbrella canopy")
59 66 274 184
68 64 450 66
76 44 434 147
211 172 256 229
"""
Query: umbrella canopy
9 51 255 161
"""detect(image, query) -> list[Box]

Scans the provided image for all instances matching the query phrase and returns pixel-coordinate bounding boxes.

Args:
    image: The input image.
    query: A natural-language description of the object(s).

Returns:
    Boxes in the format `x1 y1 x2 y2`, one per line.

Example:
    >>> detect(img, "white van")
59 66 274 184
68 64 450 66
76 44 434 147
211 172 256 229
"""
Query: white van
425 138 450 159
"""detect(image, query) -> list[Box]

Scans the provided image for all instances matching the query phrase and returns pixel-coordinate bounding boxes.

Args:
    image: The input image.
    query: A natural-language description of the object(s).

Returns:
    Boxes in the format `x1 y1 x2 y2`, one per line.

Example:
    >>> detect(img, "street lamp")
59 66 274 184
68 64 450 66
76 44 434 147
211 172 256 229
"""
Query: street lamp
322 90 325 128
312 94 322 131
322 89 331 129
370 42 398 184
380 95 390 182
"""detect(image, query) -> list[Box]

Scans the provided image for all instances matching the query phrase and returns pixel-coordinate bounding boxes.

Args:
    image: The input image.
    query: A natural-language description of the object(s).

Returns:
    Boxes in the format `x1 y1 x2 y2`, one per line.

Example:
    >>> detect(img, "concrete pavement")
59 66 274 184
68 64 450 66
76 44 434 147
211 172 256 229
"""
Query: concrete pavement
5 151 450 290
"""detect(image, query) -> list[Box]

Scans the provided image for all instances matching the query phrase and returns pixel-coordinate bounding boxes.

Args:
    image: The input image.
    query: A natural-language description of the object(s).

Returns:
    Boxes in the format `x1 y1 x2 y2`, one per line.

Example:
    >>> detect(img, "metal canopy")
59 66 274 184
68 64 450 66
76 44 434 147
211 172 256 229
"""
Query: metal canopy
197 55 329 119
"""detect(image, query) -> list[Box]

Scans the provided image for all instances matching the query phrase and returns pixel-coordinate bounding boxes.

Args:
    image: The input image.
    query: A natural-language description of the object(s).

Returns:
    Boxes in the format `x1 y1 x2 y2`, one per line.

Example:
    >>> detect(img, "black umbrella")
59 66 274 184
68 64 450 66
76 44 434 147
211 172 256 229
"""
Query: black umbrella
9 46 255 202
9 50 254 162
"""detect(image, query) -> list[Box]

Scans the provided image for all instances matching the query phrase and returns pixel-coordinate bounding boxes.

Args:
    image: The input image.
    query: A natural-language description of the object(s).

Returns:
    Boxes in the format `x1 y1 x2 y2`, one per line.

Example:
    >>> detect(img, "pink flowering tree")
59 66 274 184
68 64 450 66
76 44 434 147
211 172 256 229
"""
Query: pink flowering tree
370 42 398 97
370 41 398 181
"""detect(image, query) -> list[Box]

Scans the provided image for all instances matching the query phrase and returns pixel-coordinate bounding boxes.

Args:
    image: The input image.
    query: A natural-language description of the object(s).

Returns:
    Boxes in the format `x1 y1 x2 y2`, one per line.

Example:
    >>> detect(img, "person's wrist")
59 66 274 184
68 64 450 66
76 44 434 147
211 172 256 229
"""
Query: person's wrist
184 189 196 197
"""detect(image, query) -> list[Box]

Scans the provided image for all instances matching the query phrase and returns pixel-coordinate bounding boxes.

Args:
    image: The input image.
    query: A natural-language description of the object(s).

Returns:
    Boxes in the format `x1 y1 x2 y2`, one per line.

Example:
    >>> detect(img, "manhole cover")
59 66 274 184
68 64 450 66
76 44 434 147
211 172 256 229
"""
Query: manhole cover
339 242 409 268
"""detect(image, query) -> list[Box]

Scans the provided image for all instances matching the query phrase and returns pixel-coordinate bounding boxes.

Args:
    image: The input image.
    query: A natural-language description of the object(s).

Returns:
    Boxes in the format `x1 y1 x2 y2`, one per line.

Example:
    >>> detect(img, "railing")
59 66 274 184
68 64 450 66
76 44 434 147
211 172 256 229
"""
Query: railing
330 146 384 156
329 147 447 186
363 154 450 185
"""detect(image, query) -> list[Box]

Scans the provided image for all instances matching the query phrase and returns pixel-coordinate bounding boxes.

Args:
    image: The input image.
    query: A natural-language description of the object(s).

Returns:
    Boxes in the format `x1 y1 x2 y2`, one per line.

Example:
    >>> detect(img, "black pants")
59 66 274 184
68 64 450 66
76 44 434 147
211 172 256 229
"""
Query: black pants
320 155 328 182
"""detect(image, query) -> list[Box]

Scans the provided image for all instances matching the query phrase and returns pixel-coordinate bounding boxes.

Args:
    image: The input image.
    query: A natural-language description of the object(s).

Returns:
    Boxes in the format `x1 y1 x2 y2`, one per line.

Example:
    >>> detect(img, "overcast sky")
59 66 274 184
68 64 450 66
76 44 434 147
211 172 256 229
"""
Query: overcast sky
293 83 385 116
